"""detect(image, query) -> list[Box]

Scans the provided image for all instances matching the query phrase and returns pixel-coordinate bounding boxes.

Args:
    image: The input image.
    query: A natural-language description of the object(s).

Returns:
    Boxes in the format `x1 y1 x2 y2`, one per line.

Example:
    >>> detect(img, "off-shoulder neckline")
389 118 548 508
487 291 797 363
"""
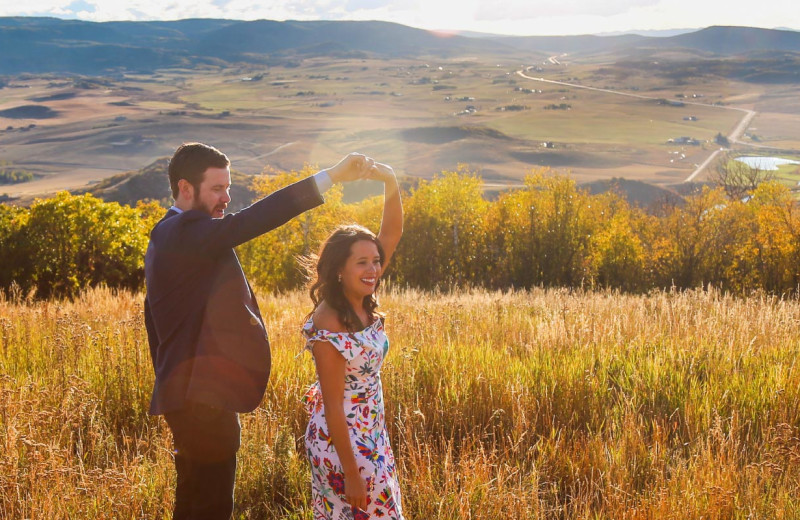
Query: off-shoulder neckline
304 315 382 335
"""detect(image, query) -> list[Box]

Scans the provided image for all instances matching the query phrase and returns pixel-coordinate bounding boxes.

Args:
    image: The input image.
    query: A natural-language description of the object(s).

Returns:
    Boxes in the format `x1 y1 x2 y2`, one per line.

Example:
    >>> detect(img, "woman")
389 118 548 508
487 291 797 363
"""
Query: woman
302 162 404 520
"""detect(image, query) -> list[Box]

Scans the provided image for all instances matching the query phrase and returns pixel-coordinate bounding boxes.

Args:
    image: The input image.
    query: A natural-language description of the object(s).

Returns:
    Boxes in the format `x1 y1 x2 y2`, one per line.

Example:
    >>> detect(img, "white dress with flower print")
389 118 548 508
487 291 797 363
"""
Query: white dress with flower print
303 316 404 520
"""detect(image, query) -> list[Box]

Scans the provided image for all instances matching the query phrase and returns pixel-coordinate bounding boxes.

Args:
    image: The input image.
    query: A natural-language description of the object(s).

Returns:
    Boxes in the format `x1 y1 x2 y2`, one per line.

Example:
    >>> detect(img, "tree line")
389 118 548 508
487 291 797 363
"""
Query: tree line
0 162 35 185
2 166 799 299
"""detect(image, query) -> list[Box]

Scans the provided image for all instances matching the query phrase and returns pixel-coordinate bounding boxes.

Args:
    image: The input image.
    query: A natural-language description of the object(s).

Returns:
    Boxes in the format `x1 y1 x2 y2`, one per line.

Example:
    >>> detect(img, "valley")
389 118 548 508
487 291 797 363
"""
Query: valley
1 21 799 203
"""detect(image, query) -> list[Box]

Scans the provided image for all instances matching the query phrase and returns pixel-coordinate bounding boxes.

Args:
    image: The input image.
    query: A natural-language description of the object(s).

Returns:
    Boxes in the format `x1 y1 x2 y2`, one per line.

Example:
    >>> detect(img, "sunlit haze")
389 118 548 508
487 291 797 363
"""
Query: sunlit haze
1 0 797 36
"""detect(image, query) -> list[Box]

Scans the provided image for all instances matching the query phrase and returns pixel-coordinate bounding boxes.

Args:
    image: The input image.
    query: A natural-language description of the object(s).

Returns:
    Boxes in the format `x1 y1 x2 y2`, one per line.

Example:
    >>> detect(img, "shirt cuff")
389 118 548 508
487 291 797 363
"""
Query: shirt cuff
313 170 333 194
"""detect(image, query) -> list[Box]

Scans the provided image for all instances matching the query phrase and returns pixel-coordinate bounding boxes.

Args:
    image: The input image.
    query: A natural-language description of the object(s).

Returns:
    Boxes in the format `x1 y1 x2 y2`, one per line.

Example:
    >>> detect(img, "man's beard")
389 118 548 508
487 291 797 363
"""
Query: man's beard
192 191 225 217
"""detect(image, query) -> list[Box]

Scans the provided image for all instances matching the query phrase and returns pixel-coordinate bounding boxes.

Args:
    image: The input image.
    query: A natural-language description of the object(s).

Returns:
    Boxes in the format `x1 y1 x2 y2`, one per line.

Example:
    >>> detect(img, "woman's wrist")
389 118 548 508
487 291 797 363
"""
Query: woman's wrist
344 465 361 477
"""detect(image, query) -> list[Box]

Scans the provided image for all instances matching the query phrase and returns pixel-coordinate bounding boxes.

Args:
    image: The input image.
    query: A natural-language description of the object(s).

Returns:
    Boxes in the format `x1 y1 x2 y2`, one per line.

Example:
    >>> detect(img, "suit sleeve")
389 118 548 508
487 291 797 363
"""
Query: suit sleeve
179 175 324 252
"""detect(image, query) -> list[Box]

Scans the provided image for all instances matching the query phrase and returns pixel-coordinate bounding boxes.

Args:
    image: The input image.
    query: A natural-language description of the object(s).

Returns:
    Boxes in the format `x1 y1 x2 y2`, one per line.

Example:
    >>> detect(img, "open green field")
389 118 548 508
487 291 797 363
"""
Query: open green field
2 286 799 518
1 52 799 201
740 156 800 188
777 162 800 185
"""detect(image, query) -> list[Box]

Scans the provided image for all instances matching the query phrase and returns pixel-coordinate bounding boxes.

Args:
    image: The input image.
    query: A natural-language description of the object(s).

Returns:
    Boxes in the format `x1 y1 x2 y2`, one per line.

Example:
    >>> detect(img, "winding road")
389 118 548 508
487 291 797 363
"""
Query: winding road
236 141 297 164
516 64 763 183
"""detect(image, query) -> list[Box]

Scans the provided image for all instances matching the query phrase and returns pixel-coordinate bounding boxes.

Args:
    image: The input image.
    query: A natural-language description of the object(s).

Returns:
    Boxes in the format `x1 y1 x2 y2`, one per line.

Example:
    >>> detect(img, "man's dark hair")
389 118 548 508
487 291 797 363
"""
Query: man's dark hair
168 142 230 199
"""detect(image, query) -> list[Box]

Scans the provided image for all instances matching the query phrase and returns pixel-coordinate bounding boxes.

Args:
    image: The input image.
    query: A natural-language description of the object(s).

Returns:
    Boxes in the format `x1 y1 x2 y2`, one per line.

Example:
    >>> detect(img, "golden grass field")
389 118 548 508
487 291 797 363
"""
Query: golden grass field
2 53 800 202
2 285 799 519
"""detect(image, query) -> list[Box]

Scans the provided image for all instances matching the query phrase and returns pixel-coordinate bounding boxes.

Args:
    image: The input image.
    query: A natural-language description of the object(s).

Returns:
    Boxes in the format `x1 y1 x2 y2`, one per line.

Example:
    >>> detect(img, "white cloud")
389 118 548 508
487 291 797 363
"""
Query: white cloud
475 0 661 21
425 0 800 35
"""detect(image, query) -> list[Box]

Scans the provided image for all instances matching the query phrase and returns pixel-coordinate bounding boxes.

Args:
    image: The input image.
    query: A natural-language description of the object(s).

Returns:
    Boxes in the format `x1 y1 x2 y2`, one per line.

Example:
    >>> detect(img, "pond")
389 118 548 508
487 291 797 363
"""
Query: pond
735 156 800 170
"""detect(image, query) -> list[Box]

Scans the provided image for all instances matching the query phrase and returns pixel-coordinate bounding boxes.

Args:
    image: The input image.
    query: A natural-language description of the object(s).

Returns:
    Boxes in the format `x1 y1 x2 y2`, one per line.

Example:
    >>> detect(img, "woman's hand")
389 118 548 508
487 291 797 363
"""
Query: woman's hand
368 162 396 183
370 160 402 270
344 469 368 511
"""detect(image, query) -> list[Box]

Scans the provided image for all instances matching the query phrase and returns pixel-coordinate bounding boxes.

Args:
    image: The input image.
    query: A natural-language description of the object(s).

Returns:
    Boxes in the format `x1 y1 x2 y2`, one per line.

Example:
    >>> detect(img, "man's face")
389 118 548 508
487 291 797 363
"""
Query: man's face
192 167 231 218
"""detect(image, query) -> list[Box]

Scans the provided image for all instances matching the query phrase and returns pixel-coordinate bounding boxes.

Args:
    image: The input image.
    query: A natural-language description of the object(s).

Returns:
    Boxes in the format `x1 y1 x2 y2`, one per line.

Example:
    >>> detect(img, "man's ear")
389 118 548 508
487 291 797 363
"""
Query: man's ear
177 179 194 200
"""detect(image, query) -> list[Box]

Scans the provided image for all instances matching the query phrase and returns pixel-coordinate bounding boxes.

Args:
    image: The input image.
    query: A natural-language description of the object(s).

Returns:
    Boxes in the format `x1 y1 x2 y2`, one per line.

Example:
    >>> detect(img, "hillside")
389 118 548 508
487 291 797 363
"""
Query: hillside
580 178 687 211
74 158 257 211
663 26 800 54
192 20 512 60
3 18 800 75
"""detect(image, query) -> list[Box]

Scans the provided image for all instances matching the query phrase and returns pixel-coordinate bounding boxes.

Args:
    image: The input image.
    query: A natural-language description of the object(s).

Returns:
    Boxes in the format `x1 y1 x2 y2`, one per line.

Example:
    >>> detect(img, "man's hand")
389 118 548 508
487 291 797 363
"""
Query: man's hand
327 153 375 183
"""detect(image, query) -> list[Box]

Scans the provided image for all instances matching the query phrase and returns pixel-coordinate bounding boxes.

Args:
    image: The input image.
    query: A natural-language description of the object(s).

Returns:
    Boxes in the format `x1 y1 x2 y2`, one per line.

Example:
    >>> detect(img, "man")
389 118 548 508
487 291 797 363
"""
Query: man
144 142 373 519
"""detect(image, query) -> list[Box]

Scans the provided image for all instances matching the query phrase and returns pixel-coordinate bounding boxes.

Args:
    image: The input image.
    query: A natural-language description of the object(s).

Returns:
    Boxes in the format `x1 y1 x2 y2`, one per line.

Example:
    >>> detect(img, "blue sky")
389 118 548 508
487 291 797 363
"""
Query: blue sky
1 0 797 36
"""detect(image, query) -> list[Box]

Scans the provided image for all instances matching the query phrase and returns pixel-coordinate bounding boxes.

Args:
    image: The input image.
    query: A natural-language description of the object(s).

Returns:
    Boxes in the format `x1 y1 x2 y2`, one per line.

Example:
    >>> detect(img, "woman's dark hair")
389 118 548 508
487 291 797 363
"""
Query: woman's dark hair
303 225 385 332
168 142 230 199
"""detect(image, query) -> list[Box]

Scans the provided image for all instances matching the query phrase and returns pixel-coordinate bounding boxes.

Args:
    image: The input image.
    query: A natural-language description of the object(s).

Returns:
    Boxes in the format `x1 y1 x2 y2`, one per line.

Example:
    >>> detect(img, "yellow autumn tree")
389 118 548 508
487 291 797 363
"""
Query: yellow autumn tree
391 167 489 288
487 171 598 288
749 181 800 293
586 193 653 292
2 192 160 298
648 187 731 290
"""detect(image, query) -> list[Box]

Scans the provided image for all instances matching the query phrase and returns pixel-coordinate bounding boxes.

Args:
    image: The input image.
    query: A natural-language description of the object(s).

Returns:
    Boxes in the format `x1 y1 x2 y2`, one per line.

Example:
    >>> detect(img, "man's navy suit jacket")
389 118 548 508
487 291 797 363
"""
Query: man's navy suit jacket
144 176 323 415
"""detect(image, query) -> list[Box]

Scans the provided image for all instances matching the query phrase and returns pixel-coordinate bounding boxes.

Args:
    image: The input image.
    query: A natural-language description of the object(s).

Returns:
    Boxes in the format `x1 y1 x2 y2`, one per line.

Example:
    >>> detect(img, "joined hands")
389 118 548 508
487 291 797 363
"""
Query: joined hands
327 153 374 183
327 153 395 184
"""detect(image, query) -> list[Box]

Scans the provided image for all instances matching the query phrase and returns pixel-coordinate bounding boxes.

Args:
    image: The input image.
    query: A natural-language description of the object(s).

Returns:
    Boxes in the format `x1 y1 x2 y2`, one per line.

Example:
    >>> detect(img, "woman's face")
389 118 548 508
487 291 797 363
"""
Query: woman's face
339 239 382 300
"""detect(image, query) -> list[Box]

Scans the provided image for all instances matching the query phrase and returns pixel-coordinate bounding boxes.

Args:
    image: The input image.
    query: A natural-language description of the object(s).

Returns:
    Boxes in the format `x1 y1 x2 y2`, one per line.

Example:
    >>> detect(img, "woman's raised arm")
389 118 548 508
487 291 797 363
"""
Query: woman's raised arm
370 163 403 270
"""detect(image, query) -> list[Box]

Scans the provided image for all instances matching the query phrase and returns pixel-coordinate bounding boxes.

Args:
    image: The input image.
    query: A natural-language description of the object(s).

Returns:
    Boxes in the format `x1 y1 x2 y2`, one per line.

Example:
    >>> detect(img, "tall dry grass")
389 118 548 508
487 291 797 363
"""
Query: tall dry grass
1 286 799 519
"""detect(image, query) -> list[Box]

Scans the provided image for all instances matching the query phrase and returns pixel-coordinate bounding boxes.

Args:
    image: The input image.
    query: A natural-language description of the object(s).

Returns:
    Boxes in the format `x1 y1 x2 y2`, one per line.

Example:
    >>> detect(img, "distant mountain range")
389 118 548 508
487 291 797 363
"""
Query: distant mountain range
0 17 510 74
2 18 800 75
486 26 800 55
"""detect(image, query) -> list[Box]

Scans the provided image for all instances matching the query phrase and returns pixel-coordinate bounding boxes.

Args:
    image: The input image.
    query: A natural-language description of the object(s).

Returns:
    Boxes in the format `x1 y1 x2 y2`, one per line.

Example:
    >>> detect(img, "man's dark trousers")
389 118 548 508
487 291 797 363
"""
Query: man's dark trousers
164 402 240 520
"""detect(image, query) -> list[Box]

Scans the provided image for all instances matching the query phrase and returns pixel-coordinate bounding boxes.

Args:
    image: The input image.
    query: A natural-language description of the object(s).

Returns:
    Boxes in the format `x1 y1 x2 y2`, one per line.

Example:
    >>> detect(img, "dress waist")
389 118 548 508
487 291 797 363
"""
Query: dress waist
303 375 382 415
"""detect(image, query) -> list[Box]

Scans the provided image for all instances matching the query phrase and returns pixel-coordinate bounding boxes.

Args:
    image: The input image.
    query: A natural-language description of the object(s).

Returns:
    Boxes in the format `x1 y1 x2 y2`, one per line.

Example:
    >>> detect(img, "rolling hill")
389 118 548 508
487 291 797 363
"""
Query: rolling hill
580 178 686 210
74 158 256 211
661 26 800 54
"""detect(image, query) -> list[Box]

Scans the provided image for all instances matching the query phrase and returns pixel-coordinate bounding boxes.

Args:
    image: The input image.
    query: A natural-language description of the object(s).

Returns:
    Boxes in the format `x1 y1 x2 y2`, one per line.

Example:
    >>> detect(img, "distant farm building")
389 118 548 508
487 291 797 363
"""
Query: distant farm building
668 136 700 145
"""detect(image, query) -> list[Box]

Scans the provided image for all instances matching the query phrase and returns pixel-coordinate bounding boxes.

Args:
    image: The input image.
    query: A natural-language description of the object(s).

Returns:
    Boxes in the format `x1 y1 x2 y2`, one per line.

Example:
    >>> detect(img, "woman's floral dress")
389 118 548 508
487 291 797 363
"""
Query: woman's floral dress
302 316 404 520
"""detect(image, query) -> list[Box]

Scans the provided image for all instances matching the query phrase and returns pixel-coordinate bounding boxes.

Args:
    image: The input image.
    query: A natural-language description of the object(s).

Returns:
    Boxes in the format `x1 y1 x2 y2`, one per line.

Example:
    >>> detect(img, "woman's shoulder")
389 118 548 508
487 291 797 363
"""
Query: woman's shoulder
303 303 362 358
309 301 347 334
